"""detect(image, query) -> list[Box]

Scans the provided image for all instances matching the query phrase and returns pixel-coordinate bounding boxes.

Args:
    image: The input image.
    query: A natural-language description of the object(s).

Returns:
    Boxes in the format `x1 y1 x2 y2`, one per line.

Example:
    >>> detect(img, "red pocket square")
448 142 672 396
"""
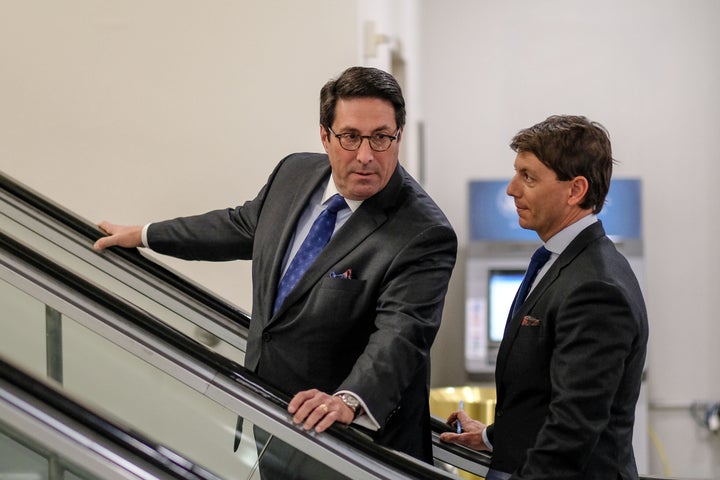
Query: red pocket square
521 316 542 327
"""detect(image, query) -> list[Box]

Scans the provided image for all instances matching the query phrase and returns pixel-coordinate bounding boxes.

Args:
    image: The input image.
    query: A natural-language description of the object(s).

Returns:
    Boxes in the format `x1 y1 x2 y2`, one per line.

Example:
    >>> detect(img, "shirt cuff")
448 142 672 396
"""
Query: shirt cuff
334 390 380 431
141 223 151 248
482 426 494 452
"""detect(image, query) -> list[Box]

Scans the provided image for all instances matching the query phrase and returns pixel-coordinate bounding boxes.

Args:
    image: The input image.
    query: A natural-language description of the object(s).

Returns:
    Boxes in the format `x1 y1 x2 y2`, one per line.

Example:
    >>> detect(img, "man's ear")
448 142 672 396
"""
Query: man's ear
320 125 330 152
568 176 589 206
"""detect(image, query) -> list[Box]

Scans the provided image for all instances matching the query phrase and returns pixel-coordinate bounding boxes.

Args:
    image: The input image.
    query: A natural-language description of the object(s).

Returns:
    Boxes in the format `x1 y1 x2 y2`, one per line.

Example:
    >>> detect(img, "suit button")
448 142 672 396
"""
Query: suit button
262 332 272 342
496 409 503 417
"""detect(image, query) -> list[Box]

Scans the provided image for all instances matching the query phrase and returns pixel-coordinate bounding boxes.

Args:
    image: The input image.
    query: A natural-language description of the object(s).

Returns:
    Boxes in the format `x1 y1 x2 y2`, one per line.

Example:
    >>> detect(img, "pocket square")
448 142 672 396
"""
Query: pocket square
521 315 542 327
329 268 352 279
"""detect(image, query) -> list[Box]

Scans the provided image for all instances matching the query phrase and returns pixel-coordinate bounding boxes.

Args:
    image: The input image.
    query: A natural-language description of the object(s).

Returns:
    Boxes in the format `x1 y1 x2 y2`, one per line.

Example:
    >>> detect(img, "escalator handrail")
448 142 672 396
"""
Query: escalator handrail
0 355 223 480
0 230 284 407
0 170 250 328
430 415 492 464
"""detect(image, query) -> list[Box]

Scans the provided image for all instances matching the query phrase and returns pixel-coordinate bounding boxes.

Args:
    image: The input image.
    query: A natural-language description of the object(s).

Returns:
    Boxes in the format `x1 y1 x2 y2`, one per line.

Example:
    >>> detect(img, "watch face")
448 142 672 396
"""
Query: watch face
341 394 359 410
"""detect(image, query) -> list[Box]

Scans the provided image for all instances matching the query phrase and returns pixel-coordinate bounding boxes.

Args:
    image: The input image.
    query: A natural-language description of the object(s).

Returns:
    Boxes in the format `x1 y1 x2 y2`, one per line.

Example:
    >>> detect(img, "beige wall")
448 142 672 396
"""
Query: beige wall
2 1 719 478
1 0 358 309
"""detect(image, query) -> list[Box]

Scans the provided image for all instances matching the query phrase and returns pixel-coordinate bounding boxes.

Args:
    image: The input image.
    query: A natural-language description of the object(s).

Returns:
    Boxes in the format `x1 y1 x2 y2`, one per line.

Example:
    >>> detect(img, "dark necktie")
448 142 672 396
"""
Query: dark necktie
511 246 551 317
274 193 348 314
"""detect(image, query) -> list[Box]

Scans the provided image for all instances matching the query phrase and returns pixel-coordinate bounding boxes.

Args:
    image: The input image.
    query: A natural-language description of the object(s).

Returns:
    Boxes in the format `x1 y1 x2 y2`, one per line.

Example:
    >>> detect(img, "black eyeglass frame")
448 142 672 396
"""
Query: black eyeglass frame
326 126 400 152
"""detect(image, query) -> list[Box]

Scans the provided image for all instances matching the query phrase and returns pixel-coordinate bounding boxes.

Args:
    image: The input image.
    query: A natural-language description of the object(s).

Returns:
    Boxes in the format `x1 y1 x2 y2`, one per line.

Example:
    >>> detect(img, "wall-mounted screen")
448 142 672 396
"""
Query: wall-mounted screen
488 269 524 343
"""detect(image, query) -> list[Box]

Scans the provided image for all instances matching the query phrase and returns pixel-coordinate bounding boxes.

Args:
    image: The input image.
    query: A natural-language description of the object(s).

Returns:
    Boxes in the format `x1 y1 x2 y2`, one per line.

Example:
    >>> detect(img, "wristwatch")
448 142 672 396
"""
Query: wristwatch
336 393 361 417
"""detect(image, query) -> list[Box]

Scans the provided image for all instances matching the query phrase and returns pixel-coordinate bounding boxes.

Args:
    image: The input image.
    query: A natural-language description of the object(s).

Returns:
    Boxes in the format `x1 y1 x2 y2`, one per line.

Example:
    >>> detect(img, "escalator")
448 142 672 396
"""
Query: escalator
1 171 489 479
1 354 224 480
0 231 460 479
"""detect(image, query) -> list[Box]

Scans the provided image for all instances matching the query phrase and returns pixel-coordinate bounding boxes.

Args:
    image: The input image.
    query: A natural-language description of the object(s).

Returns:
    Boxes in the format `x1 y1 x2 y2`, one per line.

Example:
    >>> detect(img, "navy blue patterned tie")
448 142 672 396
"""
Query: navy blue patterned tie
511 246 551 317
274 194 348 314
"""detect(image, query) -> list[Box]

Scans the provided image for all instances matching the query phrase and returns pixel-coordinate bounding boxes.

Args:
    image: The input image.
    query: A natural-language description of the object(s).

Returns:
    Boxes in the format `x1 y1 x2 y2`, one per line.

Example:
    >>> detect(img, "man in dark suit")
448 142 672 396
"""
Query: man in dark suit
440 115 648 480
94 66 457 467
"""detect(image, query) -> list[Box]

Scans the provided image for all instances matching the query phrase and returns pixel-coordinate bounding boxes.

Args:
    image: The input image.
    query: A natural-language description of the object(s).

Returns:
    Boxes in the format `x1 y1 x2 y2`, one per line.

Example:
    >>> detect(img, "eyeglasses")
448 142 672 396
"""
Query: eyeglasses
327 126 399 152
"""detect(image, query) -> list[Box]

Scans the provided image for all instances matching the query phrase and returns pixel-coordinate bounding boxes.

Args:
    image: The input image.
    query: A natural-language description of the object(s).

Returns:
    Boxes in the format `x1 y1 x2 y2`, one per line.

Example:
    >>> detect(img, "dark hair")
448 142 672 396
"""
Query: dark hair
320 66 406 132
510 115 615 213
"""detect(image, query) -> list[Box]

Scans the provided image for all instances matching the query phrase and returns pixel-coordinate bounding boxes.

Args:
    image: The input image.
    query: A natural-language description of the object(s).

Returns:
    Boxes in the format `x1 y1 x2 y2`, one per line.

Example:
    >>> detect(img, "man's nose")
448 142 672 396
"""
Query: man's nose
506 175 519 197
356 138 375 163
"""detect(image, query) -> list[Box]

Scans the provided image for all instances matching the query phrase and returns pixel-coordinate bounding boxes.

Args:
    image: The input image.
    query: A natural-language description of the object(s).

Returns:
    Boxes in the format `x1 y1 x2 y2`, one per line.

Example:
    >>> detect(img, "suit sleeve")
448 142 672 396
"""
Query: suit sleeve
145 170 277 261
336 222 457 427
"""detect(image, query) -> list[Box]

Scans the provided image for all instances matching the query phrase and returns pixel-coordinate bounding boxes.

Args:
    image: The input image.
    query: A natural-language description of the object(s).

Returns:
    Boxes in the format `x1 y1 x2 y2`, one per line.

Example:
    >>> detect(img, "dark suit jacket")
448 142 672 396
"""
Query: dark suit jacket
146 152 457 461
488 221 648 479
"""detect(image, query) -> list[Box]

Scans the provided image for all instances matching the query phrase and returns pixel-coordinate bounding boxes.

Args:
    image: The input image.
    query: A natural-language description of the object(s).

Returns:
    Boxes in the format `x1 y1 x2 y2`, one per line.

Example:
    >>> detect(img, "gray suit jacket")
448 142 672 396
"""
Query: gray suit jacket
147 152 458 461
488 221 648 479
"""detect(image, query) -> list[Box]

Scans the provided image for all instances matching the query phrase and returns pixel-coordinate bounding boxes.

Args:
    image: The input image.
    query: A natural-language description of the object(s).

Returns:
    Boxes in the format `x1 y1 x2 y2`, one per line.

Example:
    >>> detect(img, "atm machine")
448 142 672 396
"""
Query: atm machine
464 178 648 472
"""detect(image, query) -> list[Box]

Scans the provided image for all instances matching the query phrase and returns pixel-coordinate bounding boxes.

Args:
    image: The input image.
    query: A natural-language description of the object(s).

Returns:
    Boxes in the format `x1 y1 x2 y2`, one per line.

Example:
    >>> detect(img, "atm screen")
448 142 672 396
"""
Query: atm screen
488 270 524 343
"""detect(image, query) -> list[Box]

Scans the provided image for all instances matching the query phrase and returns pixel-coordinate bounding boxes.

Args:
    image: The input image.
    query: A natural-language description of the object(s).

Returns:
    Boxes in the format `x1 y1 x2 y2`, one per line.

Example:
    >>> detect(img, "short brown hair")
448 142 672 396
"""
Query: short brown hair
510 115 615 213
320 66 405 133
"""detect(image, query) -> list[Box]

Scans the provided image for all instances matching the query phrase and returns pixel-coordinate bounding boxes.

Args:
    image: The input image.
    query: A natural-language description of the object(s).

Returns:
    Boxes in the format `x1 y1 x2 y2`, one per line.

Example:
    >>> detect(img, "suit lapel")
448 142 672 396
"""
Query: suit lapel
273 206 387 318
270 164 403 319
264 160 331 320
495 221 607 382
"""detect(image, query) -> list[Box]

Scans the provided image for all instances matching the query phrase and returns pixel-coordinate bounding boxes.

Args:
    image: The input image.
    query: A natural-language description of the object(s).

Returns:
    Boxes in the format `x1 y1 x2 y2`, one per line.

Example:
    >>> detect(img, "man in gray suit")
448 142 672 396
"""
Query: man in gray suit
94 66 457 466
440 115 648 480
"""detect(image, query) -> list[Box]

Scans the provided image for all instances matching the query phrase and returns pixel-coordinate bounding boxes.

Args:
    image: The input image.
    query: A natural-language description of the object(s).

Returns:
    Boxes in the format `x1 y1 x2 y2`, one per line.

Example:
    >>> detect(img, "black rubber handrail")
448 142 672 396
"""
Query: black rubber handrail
0 355 223 480
431 415 492 465
0 171 250 328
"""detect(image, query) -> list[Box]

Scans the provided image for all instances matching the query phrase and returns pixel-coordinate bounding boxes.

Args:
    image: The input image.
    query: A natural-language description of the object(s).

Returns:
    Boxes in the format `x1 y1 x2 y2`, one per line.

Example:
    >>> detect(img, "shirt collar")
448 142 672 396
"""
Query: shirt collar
545 214 598 255
322 178 362 212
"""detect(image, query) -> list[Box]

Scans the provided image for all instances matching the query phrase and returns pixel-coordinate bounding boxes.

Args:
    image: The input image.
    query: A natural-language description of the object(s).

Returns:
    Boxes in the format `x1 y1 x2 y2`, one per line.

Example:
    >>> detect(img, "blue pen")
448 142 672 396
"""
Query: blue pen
456 400 464 433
